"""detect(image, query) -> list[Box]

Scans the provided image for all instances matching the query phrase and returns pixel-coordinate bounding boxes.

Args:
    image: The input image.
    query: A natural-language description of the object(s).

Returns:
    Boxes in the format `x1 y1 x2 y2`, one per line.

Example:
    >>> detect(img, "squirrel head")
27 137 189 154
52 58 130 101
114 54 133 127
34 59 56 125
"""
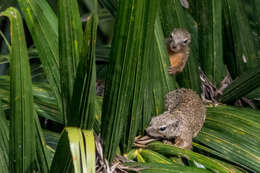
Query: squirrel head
146 111 182 139
168 28 191 53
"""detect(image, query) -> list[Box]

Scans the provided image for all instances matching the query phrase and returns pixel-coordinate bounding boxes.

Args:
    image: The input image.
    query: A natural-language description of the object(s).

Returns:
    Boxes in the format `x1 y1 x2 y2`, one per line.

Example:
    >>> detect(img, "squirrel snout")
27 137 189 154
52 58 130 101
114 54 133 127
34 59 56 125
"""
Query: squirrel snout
169 42 181 52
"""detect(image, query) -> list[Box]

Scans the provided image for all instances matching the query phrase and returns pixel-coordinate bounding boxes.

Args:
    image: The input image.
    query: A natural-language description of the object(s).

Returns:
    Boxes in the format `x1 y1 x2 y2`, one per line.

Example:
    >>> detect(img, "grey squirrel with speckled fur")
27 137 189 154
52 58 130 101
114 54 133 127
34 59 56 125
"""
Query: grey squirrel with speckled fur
146 88 206 149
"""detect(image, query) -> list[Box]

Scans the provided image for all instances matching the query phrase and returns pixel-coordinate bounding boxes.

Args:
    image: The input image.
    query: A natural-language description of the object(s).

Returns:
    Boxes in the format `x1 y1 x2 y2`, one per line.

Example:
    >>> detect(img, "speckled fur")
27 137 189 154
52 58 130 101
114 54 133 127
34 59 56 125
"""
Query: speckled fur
166 28 191 75
146 88 206 149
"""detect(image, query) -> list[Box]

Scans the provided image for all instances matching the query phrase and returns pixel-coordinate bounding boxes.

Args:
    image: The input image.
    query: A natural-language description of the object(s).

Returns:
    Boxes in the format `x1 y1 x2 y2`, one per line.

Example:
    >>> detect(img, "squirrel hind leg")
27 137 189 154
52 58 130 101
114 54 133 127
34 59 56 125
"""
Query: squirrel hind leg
174 134 192 150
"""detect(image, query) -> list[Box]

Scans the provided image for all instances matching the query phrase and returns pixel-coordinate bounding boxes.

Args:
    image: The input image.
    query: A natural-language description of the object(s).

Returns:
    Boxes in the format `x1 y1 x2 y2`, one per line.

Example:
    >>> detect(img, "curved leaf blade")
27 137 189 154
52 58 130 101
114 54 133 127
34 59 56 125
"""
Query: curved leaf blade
148 142 242 173
195 105 260 172
17 0 62 115
1 7 36 172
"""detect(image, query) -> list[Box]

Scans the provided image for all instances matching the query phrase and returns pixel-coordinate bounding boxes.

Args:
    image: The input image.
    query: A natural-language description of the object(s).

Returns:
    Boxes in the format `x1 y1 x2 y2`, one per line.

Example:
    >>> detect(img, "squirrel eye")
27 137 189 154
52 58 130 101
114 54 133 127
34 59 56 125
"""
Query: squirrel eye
183 39 189 44
159 126 167 131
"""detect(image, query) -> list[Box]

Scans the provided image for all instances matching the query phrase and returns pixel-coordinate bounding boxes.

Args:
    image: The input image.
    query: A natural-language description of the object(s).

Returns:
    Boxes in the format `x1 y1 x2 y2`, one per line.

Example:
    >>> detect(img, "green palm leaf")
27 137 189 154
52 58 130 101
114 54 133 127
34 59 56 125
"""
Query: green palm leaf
17 0 62 115
223 0 259 77
1 7 37 172
220 67 260 103
0 101 9 172
69 0 98 129
196 0 226 86
58 0 83 124
126 162 213 173
195 105 260 172
50 128 95 173
148 142 243 173
101 0 160 162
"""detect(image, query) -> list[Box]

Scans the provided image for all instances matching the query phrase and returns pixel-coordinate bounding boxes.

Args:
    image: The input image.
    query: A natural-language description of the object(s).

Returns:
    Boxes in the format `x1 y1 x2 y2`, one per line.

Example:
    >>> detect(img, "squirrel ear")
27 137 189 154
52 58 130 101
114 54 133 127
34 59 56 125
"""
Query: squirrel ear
172 28 177 35
170 31 174 38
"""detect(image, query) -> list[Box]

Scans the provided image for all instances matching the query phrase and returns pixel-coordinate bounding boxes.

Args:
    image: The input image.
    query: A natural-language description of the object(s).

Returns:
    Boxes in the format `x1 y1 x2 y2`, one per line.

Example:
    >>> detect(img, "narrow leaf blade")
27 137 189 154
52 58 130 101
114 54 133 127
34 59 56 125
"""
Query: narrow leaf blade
1 7 36 172
58 0 84 124
50 128 95 173
17 0 62 115
69 1 98 129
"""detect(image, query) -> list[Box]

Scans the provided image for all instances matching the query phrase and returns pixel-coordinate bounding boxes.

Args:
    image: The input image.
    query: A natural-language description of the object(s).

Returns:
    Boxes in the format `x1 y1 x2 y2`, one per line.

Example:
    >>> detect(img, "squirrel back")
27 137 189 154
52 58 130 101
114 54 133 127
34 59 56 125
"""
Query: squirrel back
165 88 206 137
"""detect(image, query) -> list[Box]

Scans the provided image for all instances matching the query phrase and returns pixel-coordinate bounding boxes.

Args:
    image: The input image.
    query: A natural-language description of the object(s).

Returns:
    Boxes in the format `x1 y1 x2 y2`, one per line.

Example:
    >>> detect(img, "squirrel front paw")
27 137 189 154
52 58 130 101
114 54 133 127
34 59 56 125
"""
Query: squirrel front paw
168 67 178 75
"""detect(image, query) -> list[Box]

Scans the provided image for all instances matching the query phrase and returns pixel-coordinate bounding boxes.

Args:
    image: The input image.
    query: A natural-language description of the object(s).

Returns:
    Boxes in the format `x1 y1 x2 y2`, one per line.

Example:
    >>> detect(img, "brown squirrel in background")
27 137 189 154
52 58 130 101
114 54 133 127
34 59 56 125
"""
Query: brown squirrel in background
166 28 191 75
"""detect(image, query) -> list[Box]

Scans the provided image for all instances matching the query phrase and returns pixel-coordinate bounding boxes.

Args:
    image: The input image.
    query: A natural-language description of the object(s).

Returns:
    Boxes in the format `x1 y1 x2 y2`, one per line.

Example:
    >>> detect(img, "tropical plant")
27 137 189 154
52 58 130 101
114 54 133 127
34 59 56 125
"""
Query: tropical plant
0 0 260 172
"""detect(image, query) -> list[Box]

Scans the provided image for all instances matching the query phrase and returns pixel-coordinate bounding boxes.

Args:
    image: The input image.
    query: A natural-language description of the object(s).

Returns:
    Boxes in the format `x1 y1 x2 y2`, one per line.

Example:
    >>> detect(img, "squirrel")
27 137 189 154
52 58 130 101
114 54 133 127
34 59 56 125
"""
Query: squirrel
166 28 191 75
146 88 206 149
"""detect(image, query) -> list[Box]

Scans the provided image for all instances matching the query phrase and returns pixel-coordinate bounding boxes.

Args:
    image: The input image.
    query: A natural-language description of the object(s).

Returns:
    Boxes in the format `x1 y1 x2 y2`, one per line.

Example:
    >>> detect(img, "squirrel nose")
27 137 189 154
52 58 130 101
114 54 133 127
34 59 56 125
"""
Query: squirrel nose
171 44 179 52
146 126 151 132
170 42 177 48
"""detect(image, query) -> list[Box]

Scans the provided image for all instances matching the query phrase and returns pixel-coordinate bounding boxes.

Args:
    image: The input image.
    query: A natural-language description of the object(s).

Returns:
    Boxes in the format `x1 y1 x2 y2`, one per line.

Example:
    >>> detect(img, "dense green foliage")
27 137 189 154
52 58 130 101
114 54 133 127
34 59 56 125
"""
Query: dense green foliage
0 0 260 172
